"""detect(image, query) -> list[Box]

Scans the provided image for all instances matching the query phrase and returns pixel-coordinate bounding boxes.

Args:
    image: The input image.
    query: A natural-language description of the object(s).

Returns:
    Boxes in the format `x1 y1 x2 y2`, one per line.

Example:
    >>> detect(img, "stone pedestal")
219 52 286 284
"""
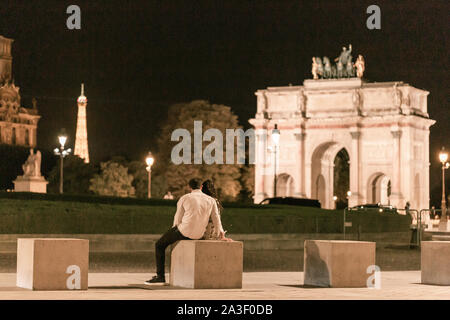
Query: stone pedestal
421 241 450 285
303 78 362 89
304 240 376 288
438 220 450 232
16 238 89 290
431 235 450 241
13 176 48 193
170 240 243 289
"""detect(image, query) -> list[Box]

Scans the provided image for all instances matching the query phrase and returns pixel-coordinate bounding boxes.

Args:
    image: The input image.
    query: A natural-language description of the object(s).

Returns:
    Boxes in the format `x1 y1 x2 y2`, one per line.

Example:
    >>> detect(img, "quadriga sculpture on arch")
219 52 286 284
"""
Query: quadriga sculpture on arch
311 45 364 79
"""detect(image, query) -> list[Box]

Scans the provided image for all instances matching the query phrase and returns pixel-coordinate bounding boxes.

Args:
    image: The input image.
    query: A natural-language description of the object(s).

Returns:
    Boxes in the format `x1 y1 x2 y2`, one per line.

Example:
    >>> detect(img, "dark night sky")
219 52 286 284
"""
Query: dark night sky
0 0 448 191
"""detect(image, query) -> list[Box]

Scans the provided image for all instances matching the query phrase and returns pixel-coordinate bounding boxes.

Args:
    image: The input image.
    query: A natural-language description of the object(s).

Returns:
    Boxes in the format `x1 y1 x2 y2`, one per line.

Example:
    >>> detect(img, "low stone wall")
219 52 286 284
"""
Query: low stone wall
0 232 418 272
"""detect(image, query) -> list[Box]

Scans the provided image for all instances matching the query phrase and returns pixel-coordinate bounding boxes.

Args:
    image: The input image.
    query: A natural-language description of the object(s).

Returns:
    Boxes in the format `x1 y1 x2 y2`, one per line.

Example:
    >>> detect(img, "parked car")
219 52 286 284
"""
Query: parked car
349 203 398 214
259 197 321 208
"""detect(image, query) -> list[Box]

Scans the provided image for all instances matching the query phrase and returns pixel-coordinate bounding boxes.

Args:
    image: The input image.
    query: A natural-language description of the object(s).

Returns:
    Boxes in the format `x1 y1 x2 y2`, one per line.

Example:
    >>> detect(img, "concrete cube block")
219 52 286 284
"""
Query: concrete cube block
16 238 89 290
304 240 376 288
421 241 450 285
170 240 243 289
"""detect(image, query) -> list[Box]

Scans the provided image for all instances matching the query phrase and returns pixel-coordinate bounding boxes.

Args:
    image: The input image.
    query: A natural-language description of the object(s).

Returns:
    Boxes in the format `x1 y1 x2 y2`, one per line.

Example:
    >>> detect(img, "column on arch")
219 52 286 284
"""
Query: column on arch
254 128 268 203
30 127 37 147
422 128 431 209
294 130 306 198
389 126 405 207
349 129 361 207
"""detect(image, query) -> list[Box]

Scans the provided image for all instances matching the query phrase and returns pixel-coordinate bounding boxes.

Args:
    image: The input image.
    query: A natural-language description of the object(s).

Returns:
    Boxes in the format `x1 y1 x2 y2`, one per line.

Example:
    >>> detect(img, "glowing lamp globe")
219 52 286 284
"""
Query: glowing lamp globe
58 135 67 148
146 152 154 167
271 124 280 146
439 150 448 164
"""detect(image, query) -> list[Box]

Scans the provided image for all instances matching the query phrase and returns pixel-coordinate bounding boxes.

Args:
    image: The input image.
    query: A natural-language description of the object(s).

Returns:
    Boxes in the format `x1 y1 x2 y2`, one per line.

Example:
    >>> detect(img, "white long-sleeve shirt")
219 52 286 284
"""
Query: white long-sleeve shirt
172 189 225 239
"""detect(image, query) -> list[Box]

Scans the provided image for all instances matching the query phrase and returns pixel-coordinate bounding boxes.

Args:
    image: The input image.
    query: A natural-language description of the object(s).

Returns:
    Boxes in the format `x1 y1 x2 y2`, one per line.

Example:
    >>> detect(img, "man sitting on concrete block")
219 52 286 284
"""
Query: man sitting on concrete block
145 178 227 284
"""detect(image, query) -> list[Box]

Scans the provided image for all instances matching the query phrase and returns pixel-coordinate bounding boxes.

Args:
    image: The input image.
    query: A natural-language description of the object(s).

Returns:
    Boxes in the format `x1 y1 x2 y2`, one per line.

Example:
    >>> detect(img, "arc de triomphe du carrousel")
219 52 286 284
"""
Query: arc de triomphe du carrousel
250 45 435 210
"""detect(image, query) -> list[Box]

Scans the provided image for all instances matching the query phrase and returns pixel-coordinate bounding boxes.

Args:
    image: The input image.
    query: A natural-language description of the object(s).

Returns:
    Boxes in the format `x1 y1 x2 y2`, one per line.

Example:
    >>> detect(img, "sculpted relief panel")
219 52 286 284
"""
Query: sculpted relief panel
362 142 393 162
279 146 296 163
266 94 297 113
414 143 423 161
306 92 355 117
361 89 398 114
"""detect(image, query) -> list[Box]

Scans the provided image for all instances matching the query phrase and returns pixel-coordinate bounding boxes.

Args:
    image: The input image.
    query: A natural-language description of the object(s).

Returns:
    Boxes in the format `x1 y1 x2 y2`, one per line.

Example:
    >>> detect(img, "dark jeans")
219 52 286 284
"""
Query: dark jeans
155 226 190 277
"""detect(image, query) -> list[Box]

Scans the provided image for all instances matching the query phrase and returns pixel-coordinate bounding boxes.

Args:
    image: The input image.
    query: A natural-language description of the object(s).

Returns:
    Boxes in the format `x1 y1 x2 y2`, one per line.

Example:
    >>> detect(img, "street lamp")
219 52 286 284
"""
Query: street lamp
271 124 280 197
439 148 449 231
347 190 352 207
53 130 71 194
146 151 155 199
333 195 338 209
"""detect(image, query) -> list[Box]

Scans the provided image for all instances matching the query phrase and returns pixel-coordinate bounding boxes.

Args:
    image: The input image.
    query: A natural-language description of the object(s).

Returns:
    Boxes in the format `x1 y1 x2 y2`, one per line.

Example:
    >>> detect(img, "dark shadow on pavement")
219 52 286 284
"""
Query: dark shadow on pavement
88 285 265 292
88 284 181 290
278 284 329 289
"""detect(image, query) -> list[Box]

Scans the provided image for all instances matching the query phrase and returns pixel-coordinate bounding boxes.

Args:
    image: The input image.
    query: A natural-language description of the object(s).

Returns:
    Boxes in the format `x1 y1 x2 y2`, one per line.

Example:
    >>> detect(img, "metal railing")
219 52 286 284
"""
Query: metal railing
343 207 360 240
343 207 443 246
343 206 385 240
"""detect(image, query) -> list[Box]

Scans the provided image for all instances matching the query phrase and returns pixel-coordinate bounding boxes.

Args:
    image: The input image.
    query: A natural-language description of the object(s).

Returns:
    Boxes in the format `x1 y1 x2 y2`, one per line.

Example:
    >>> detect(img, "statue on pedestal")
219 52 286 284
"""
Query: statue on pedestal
22 148 42 177
298 89 307 116
14 148 48 193
311 57 320 80
354 55 365 78
393 83 403 108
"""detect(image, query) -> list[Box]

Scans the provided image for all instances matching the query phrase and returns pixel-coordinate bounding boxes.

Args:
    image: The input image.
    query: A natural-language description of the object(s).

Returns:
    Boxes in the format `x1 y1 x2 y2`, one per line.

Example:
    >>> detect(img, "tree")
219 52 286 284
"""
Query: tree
134 161 169 199
238 164 255 202
102 156 167 199
155 100 243 200
47 155 97 194
89 161 135 197
127 160 150 198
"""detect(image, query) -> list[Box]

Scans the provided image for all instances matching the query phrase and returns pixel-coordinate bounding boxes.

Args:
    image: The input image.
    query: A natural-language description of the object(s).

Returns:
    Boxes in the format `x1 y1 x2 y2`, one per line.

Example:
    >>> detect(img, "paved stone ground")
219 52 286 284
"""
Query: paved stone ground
0 271 449 300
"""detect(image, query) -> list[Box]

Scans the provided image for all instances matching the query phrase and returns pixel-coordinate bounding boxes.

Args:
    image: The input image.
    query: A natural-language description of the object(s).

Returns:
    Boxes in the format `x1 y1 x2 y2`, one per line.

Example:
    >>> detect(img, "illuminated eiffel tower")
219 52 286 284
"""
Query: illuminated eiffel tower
74 83 90 163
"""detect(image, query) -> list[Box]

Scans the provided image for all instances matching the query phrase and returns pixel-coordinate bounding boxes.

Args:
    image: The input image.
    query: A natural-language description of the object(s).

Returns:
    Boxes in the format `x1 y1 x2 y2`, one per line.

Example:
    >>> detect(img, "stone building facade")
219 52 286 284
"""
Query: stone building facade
0 35 40 148
250 78 435 210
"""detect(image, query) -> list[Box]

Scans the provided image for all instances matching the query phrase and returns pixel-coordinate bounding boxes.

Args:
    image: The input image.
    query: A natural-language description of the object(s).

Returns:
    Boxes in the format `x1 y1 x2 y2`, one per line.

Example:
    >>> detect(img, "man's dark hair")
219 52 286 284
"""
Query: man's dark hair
188 178 202 190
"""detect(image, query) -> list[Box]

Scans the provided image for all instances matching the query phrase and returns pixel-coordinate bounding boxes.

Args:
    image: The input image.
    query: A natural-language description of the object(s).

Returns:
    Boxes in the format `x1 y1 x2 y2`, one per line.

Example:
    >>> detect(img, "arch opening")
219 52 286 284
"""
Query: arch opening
277 173 294 197
368 173 391 205
311 142 350 209
333 148 350 209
